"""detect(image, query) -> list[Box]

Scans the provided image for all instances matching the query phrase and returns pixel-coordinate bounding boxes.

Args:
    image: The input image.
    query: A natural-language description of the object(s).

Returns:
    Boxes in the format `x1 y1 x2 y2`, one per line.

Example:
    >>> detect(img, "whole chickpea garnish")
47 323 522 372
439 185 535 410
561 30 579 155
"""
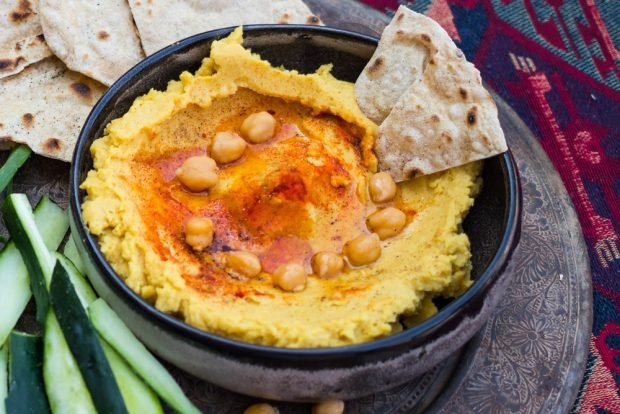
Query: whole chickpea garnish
311 252 344 279
366 207 407 240
240 111 277 143
244 403 279 414
272 263 307 292
343 234 381 266
210 131 247 164
312 400 345 414
226 251 262 278
176 155 218 192
185 217 214 251
368 171 397 203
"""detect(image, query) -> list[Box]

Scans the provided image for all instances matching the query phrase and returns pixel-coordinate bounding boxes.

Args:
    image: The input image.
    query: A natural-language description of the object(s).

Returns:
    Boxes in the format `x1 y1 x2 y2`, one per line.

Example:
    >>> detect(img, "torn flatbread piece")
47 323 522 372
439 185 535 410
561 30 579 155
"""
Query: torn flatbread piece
354 7 427 124
38 0 144 86
1 0 53 79
272 0 321 25
364 7 507 181
128 0 273 56
0 57 105 161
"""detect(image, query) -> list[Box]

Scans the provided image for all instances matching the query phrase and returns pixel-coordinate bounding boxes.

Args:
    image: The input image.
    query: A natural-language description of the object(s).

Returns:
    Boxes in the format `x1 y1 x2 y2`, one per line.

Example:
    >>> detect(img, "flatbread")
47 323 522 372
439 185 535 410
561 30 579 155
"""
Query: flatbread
365 7 507 180
0 57 105 161
272 0 321 25
128 0 274 56
38 0 144 86
0 0 53 79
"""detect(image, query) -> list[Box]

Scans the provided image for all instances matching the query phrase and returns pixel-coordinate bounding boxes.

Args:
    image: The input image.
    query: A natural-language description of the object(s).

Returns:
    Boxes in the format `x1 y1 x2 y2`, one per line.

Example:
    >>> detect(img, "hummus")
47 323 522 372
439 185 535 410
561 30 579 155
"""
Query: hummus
81 28 482 348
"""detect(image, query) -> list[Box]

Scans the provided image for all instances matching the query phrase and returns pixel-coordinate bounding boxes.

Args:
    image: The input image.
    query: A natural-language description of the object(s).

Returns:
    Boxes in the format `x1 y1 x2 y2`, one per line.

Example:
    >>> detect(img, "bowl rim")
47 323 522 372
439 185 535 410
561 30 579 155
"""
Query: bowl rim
70 24 521 361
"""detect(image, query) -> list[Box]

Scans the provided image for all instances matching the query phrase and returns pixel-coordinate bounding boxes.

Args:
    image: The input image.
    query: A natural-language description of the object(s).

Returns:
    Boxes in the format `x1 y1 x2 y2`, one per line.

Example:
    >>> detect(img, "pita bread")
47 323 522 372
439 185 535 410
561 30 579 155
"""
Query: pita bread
0 57 105 161
0 0 53 79
128 0 274 56
272 0 321 25
38 0 144 86
362 7 506 181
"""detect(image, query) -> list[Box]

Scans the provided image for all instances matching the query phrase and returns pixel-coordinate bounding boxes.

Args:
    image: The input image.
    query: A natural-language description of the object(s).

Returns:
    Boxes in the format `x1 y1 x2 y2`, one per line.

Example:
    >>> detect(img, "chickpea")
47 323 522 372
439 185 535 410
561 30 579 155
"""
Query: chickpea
369 171 397 203
343 234 381 266
366 207 407 240
185 217 214 251
311 252 344 279
176 155 218 192
312 400 345 414
272 263 307 292
243 403 279 414
240 111 277 143
226 251 262 278
210 131 247 164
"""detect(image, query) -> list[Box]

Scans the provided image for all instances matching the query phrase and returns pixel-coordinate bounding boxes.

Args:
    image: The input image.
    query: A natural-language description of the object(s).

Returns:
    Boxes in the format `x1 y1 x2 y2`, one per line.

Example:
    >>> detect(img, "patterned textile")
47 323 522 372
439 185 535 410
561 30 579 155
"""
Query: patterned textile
359 0 620 412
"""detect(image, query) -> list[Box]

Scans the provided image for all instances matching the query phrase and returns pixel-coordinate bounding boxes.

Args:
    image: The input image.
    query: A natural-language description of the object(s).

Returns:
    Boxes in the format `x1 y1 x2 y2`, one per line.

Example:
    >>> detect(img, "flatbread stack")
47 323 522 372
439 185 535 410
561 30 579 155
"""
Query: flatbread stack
356 6 507 180
0 0 321 162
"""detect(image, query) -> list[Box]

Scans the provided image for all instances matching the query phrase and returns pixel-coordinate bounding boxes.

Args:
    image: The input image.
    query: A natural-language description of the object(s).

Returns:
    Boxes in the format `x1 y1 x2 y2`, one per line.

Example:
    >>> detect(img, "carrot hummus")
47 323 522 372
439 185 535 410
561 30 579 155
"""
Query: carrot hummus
81 28 482 348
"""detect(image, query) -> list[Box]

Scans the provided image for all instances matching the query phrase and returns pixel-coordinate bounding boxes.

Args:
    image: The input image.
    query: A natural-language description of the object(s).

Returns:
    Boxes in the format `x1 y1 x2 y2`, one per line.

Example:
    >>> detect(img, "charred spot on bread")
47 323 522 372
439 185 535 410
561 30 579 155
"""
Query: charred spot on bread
0 57 25 72
22 113 34 128
467 107 477 125
70 82 93 100
9 0 33 23
43 137 63 154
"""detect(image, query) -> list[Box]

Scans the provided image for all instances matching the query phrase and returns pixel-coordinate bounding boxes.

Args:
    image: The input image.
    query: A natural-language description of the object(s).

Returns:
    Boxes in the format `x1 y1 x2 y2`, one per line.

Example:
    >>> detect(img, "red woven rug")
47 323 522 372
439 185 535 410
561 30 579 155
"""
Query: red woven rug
359 0 620 412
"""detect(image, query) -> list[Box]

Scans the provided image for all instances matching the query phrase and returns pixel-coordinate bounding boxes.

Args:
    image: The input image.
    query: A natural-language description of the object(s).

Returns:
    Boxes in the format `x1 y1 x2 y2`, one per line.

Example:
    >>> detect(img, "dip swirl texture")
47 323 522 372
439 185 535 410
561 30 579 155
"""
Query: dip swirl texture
81 28 482 347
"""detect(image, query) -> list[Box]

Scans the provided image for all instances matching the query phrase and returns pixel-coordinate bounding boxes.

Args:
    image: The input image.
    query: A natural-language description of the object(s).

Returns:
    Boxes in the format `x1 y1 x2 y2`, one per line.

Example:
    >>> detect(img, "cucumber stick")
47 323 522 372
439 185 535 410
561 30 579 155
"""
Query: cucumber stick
43 312 97 414
2 194 58 325
89 299 201 414
101 340 163 414
0 145 31 194
53 253 97 308
5 332 50 414
0 345 7 414
50 254 163 414
62 235 85 274
49 260 128 414
0 196 68 345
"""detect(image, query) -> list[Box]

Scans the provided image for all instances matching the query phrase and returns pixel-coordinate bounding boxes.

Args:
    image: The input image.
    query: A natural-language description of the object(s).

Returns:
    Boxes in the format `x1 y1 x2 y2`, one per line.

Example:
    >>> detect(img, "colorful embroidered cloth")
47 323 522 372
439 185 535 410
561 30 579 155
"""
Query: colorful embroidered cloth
359 0 620 412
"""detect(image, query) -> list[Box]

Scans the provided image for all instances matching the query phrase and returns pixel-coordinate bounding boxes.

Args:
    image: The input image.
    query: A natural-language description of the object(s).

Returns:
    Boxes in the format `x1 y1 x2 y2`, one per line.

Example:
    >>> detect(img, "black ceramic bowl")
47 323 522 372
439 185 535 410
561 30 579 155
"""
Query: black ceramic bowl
69 25 521 402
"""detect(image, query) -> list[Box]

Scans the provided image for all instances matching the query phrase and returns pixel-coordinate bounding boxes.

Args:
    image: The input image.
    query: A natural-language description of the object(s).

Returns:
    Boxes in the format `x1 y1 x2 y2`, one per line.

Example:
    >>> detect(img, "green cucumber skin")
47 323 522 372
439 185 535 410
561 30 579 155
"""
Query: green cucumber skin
89 300 201 414
49 262 128 414
0 145 32 194
53 253 97 308
43 312 97 414
101 340 163 414
56 257 163 414
62 235 85 274
0 197 68 346
2 194 56 325
0 345 7 414
5 332 50 414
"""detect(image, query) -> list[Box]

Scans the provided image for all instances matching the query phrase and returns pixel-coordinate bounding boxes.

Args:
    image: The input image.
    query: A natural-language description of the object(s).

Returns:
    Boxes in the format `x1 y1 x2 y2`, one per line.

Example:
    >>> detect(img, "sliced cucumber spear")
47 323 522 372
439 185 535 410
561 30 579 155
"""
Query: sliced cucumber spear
49 260 128 414
0 345 7 414
5 332 50 414
43 312 97 414
0 196 68 345
51 253 163 414
62 235 85 274
53 253 96 308
101 340 163 414
2 193 57 325
0 145 32 194
89 299 201 414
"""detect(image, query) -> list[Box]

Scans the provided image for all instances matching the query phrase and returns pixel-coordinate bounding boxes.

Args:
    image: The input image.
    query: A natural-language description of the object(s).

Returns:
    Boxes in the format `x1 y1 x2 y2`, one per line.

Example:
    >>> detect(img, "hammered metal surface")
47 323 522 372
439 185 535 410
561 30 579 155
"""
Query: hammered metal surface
0 1 591 413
